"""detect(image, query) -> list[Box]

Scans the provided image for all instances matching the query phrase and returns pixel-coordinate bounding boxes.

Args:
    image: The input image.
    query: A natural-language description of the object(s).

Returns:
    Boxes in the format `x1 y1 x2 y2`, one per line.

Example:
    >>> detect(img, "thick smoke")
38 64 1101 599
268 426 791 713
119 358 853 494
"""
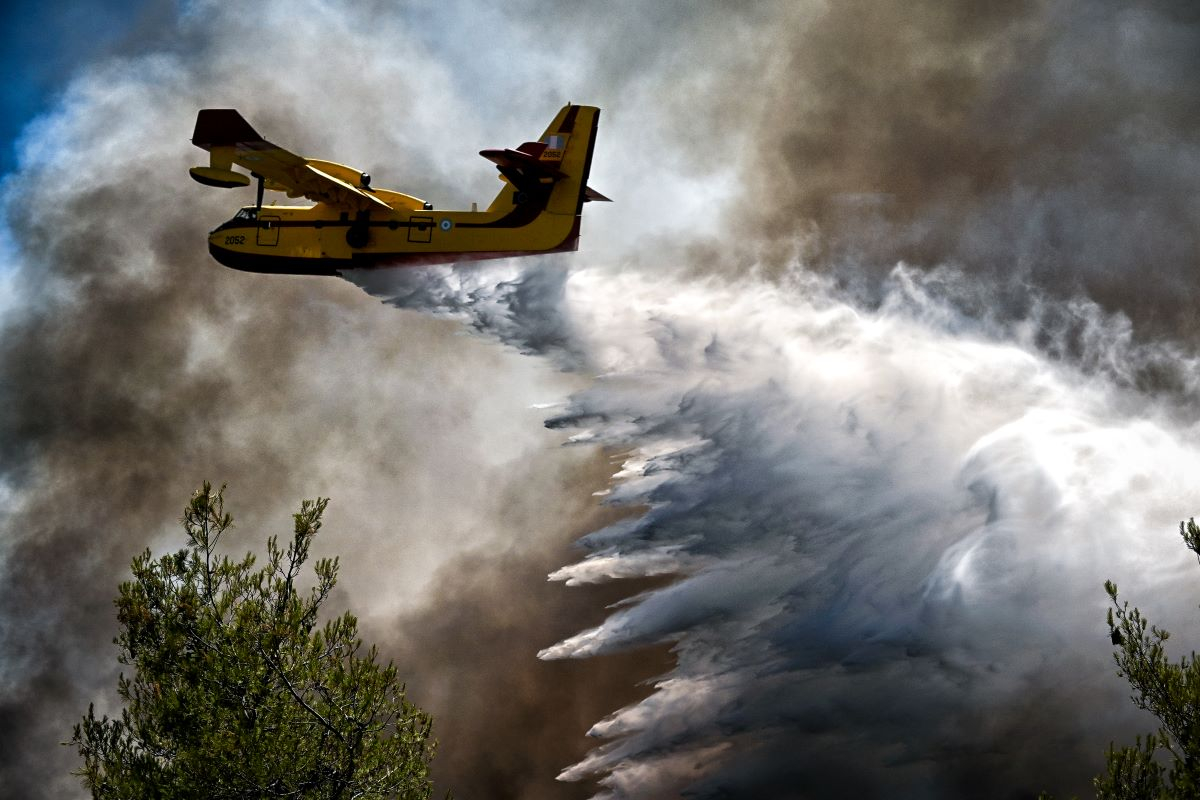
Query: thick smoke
5 2 1200 799
0 3 651 798
741 0 1200 339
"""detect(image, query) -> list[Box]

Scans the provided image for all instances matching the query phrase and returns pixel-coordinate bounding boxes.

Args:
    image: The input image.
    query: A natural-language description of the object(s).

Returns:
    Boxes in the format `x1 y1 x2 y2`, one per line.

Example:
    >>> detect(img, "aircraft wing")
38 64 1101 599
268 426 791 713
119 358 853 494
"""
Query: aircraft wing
190 109 392 213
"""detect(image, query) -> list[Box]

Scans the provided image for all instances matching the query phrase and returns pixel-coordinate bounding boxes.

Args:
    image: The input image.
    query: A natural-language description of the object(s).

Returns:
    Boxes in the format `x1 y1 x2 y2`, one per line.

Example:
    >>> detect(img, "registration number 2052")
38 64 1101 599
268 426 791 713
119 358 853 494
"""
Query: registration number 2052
224 235 246 246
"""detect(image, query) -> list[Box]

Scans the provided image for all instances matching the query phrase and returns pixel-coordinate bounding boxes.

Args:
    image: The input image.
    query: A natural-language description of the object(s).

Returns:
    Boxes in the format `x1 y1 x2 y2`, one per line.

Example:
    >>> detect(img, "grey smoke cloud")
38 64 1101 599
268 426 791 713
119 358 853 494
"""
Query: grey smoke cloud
740 0 1200 339
0 2 650 798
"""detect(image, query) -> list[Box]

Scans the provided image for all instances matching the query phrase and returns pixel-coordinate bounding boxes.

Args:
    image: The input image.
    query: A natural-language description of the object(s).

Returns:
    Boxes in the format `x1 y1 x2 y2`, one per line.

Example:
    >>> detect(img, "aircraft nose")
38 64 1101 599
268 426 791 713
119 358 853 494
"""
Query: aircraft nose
208 240 239 269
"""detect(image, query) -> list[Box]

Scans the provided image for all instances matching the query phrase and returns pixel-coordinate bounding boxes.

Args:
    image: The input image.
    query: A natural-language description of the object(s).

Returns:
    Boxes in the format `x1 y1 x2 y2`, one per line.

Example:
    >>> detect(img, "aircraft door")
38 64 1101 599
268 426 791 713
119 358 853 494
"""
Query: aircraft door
257 215 281 246
408 216 434 244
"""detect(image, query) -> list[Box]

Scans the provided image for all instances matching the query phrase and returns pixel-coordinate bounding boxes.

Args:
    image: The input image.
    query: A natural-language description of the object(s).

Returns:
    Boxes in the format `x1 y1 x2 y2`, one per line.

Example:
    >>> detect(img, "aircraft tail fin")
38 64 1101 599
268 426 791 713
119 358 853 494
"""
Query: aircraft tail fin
482 104 606 217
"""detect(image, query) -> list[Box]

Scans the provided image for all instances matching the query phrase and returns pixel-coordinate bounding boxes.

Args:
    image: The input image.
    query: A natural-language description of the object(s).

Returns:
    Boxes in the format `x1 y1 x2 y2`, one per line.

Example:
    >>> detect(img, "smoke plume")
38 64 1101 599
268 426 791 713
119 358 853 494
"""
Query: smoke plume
0 3 633 797
741 0 1200 339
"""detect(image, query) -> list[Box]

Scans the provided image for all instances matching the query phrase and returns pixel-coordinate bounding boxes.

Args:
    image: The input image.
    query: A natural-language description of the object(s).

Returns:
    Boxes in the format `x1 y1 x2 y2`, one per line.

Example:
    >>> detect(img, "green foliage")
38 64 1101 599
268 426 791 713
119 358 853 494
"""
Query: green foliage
1094 518 1200 799
70 482 435 799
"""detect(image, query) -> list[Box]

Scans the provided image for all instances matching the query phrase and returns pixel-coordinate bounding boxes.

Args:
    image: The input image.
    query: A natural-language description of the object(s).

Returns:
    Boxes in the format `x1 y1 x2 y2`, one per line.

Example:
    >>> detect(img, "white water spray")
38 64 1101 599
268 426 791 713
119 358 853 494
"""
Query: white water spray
347 261 1200 798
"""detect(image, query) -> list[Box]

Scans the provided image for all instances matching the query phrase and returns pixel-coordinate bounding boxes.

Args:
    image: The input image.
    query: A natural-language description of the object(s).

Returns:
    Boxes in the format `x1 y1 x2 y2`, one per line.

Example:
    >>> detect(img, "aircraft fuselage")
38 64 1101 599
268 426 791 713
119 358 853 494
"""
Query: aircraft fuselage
208 199 581 275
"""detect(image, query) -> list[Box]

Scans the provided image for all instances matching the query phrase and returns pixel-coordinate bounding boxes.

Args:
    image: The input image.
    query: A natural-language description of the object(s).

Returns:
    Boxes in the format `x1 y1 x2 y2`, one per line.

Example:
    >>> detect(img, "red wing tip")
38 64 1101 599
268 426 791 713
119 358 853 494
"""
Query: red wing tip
192 109 262 148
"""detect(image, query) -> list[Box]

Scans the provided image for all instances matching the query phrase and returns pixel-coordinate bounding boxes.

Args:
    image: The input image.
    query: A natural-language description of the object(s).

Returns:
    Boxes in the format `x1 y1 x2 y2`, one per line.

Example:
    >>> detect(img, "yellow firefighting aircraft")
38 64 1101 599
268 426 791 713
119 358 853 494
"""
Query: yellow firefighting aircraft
189 105 609 275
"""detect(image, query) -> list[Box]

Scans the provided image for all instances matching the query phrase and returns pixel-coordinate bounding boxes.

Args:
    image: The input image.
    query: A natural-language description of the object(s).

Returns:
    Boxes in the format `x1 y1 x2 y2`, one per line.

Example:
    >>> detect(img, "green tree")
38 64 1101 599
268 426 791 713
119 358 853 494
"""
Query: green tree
1096 519 1200 799
71 482 436 799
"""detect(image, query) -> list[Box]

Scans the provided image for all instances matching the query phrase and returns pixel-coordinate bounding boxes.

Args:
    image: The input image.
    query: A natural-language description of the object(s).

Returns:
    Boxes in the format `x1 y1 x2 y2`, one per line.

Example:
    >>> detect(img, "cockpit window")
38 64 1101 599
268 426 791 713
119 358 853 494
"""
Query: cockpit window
234 208 258 221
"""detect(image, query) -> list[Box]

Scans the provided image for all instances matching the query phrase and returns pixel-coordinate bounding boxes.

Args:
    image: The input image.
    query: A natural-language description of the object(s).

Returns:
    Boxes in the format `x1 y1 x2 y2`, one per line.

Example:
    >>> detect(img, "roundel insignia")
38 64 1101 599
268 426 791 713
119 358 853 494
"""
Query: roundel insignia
439 218 453 231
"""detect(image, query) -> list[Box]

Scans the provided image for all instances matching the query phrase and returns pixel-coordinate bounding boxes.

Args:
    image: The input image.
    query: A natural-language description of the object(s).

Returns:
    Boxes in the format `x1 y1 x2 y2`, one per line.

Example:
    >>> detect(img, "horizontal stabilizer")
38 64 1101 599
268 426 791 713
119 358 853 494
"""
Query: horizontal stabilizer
479 148 565 179
516 141 547 158
583 186 611 202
